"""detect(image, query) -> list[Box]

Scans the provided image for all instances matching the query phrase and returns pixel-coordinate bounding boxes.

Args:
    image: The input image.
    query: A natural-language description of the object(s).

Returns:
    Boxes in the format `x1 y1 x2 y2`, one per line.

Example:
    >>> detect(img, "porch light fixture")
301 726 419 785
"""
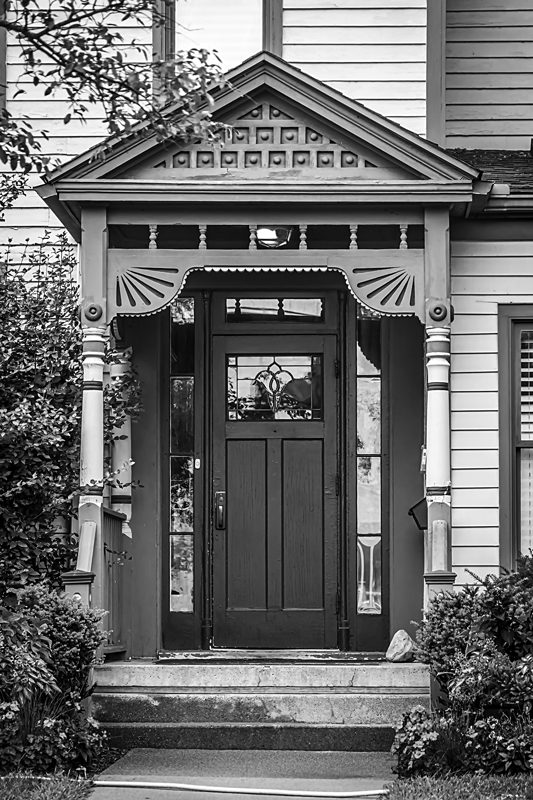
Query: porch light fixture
256 226 293 248
408 497 428 531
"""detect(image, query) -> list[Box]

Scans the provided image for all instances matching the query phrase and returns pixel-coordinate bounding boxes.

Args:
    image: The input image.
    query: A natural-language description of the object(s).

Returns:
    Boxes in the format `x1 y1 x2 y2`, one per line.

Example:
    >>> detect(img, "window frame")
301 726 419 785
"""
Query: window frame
498 305 533 569
156 0 282 63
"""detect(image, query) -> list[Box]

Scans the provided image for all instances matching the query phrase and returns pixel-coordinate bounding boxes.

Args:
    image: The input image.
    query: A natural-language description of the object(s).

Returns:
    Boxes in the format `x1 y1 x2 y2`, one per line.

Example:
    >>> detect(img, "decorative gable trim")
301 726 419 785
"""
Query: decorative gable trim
38 52 480 187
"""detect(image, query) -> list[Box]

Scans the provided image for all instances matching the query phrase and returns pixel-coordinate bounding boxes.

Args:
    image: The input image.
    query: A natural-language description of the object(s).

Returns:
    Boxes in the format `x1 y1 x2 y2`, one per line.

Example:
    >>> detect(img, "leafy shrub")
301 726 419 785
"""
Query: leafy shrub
17 584 105 700
387 774 533 800
474 555 533 660
393 705 533 777
0 235 82 595
0 774 90 800
0 587 106 774
396 555 533 777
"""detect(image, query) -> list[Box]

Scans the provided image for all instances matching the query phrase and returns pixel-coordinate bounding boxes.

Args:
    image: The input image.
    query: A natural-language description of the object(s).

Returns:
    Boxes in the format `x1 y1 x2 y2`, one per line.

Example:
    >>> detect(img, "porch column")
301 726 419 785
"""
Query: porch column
110 347 133 537
424 207 456 602
425 326 455 599
70 208 108 608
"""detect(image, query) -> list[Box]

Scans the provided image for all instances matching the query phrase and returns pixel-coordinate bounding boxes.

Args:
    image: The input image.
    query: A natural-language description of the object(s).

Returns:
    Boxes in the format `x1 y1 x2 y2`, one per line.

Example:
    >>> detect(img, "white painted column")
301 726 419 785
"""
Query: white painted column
110 348 133 537
424 325 456 601
80 326 107 493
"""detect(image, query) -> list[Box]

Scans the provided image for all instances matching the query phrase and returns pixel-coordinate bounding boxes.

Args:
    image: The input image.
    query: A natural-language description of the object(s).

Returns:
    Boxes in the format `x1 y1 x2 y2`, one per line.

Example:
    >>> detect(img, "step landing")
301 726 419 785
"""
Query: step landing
92 660 429 751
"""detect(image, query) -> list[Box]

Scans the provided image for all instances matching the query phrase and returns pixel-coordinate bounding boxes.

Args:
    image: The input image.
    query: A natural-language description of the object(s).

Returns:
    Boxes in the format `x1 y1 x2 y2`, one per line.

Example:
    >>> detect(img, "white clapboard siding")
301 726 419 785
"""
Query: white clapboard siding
282 0 427 136
453 527 499 547
1 6 151 237
446 2 533 148
452 449 499 470
453 469 499 488
450 239 533 581
451 393 498 412
453 547 500 567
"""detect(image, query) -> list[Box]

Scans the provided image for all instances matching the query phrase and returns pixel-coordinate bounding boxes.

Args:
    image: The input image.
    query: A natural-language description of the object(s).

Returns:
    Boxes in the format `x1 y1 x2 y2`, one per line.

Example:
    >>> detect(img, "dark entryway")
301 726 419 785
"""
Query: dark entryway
157 272 424 654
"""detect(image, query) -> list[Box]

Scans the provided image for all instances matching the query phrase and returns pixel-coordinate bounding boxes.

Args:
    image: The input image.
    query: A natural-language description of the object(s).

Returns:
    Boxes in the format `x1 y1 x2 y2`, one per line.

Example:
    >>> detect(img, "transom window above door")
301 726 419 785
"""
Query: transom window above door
226 297 324 322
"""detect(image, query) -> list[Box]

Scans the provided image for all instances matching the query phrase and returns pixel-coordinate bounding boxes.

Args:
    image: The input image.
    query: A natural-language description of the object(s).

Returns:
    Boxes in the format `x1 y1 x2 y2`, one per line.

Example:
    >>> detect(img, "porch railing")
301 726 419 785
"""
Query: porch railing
102 507 132 657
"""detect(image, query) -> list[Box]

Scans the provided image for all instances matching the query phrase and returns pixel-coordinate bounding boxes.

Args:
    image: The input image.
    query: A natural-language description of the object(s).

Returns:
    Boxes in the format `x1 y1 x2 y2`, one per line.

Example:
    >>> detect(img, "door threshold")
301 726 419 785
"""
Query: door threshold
157 649 386 663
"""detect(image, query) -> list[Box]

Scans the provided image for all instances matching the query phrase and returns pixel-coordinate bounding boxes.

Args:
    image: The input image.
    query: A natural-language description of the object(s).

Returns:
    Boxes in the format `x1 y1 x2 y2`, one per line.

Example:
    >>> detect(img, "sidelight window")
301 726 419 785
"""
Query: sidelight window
169 298 195 612
356 307 382 615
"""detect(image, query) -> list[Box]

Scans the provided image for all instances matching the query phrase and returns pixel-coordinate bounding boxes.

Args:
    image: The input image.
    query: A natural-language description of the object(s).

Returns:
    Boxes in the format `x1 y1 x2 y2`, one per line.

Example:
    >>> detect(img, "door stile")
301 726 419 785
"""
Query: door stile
337 291 350 650
266 438 283 611
200 290 213 648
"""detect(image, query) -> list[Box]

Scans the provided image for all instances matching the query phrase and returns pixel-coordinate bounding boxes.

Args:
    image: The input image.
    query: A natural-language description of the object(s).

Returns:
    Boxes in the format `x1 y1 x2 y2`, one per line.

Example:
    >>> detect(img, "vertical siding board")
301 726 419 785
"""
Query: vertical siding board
445 2 533 148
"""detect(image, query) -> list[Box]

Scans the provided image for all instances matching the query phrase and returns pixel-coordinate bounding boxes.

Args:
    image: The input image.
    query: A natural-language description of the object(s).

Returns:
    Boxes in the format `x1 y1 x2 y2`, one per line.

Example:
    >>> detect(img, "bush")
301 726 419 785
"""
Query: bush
0 774 90 800
387 774 533 800
17 584 105 700
414 584 482 690
0 587 107 774
393 705 533 777
395 555 533 777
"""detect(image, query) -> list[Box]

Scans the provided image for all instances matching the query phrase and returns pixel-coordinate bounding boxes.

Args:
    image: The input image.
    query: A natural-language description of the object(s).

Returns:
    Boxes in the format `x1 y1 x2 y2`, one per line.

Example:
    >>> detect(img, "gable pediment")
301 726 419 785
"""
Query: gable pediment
116 92 419 182
39 52 479 193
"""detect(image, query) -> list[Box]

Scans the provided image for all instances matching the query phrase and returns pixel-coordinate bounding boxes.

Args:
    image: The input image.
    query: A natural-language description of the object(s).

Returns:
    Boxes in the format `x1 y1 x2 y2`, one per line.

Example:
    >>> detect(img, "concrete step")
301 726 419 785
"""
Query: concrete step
92 661 429 751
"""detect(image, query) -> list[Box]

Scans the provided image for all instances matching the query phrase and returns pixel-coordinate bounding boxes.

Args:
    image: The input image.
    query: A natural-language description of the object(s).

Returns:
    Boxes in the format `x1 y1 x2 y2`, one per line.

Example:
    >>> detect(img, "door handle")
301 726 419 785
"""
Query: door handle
214 491 226 530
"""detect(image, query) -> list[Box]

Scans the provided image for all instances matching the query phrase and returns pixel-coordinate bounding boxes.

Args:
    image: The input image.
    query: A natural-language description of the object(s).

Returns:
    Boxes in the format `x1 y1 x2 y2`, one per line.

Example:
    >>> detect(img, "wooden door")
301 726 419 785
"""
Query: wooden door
212 334 338 648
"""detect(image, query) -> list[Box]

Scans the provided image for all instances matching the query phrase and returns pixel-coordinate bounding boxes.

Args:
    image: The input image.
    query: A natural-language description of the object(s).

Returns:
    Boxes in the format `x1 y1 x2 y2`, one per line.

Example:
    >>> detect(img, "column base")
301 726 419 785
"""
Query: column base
424 570 456 599
62 570 95 606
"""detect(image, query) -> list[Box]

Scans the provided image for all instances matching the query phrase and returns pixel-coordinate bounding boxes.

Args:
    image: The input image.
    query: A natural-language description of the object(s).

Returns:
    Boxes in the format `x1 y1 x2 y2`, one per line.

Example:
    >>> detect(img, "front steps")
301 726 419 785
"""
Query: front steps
92 660 430 751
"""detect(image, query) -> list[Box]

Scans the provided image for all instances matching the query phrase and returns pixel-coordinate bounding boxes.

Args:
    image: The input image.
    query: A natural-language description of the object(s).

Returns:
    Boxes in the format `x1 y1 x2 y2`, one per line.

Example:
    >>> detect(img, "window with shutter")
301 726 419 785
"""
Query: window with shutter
499 309 533 567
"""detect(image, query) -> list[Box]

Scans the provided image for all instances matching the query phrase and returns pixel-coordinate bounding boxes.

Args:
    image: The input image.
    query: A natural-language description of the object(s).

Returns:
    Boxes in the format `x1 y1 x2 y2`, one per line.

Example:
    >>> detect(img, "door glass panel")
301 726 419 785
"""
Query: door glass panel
357 377 381 453
170 534 194 612
171 377 194 453
169 298 195 614
227 354 322 420
357 317 381 374
226 298 323 322
170 457 194 532
355 305 382 615
357 536 382 615
357 457 381 533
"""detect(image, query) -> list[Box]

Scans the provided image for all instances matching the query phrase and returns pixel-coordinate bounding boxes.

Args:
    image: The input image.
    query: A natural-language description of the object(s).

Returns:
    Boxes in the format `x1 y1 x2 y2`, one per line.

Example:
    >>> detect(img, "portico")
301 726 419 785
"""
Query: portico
38 53 480 658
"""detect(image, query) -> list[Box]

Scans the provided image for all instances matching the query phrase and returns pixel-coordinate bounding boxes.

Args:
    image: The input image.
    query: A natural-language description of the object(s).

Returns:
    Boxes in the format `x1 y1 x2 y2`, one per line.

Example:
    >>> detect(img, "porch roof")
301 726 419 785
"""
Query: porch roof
36 52 482 241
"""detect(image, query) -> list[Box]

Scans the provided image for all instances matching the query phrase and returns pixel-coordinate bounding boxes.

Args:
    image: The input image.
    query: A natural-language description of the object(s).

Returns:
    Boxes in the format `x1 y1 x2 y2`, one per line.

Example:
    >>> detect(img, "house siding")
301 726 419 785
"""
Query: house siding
446 0 533 149
282 0 427 136
1 14 152 241
450 239 533 584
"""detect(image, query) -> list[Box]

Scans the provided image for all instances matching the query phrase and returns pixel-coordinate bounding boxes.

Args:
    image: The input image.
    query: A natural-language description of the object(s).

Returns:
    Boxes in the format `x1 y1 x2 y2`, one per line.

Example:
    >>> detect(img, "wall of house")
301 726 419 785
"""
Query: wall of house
1 12 152 246
282 0 427 136
450 236 533 585
445 0 533 149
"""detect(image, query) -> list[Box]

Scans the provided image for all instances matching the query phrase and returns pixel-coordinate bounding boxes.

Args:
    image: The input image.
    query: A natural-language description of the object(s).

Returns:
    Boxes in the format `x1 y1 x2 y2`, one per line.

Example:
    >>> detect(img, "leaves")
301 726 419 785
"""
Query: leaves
0 0 226 172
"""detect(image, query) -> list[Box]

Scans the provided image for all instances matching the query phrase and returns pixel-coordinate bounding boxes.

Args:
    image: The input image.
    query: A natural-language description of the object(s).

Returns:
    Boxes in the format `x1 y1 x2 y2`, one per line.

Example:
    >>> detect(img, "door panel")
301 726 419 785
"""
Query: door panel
212 334 337 648
226 439 267 609
282 439 324 610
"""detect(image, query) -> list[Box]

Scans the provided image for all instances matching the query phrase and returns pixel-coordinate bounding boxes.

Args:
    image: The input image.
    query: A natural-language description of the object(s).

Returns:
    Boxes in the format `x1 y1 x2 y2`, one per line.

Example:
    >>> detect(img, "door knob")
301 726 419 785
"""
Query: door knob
214 491 226 530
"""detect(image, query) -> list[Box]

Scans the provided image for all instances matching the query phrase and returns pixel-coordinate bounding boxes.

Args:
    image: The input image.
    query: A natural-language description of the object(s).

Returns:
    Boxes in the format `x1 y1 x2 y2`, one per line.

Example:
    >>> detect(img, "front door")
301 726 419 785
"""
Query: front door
212 328 338 648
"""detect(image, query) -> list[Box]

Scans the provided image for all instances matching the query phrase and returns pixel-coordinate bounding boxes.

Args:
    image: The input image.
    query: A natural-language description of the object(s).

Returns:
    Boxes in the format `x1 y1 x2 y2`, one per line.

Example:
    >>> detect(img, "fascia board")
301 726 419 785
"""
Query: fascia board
54 179 474 205
486 194 533 214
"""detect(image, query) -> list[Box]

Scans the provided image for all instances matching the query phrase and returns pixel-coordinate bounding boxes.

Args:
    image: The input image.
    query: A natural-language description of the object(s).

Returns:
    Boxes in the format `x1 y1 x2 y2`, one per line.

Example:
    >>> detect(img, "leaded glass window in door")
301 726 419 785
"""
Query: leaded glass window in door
227 354 323 421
